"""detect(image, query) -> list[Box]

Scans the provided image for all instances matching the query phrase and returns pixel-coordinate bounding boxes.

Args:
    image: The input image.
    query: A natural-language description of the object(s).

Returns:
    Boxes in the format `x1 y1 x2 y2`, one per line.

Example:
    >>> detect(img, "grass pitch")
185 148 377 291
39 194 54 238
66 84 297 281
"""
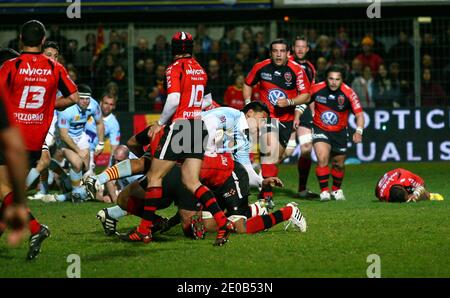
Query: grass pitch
1 162 449 278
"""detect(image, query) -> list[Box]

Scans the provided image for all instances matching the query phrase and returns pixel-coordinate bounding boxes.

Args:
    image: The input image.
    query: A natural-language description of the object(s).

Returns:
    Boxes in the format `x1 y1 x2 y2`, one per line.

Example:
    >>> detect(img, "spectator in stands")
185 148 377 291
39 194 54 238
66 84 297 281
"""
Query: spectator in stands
307 28 318 51
372 64 401 108
389 62 411 106
136 58 155 88
193 41 209 68
134 38 151 65
388 31 414 80
364 31 387 58
195 24 213 54
223 74 246 110
421 54 442 83
220 25 240 60
147 64 166 112
65 39 78 64
80 33 96 55
235 42 254 74
207 59 226 104
95 53 116 91
7 27 20 52
152 35 171 67
228 61 244 83
119 30 128 50
48 24 68 54
111 64 127 101
109 30 121 44
355 36 384 77
346 58 363 84
327 47 349 71
362 65 374 102
254 31 269 62
421 68 447 106
242 27 255 56
67 65 78 84
315 57 328 82
351 69 373 108
334 27 354 59
313 35 332 61
421 32 440 62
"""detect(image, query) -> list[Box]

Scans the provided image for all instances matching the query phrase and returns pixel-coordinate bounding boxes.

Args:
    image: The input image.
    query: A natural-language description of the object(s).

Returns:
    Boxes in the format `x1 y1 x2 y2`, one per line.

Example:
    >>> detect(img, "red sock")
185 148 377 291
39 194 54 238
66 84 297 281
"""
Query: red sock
261 163 278 178
297 156 312 192
0 192 14 220
29 218 41 235
246 206 292 234
331 168 345 191
195 185 227 228
316 166 330 192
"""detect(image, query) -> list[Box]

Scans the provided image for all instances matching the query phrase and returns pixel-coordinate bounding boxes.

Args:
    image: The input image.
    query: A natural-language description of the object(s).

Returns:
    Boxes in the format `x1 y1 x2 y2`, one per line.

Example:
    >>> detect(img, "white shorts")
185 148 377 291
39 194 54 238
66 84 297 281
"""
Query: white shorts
62 132 91 151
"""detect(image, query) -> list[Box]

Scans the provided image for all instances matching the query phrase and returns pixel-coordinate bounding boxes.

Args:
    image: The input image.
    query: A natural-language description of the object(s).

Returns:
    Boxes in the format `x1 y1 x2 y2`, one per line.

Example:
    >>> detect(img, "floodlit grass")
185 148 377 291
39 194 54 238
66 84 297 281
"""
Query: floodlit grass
1 162 449 277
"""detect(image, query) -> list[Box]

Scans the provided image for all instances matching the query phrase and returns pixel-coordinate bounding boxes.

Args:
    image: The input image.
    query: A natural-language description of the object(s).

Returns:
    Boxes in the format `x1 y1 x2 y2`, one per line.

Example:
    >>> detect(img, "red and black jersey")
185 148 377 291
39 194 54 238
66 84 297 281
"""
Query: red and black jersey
200 153 234 189
289 56 316 84
311 81 363 132
165 57 207 122
0 52 77 151
375 168 425 202
245 58 310 122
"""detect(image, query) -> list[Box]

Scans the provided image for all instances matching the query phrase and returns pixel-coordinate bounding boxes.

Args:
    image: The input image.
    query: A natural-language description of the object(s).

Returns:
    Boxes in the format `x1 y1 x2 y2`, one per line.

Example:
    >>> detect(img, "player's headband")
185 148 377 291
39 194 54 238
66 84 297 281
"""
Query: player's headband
79 92 91 99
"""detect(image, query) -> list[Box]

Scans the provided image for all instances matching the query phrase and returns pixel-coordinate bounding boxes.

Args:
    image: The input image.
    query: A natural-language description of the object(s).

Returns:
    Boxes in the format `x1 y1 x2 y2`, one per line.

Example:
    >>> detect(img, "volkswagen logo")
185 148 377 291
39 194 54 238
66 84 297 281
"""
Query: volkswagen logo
321 111 338 126
268 89 287 106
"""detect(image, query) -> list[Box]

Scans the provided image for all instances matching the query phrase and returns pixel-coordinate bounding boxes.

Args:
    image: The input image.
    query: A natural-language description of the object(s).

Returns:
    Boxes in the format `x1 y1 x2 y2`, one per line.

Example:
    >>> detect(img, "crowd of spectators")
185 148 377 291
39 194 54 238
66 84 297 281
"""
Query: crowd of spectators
5 23 450 111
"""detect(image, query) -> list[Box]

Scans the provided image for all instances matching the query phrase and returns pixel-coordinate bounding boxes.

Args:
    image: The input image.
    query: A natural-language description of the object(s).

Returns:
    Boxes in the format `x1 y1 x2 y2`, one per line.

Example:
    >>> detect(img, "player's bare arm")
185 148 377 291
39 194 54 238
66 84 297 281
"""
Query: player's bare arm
55 92 80 110
243 83 253 104
277 92 310 108
352 112 364 144
95 117 105 155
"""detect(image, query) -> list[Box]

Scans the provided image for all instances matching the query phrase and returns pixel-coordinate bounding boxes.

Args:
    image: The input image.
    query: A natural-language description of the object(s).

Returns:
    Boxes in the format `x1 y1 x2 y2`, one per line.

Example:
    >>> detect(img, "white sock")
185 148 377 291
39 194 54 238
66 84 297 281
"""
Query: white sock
26 168 40 188
107 206 127 220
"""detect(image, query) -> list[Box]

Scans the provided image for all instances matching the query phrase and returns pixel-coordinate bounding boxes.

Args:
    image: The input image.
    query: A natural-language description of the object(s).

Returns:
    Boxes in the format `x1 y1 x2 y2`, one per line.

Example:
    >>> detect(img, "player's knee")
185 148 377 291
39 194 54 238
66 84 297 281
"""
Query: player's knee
332 162 344 171
301 143 313 156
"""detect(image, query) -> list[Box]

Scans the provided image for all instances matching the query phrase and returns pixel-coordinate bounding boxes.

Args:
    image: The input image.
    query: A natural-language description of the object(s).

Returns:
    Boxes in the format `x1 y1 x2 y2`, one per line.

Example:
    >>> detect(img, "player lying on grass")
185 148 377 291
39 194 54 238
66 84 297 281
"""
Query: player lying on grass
375 168 444 203
96 151 306 241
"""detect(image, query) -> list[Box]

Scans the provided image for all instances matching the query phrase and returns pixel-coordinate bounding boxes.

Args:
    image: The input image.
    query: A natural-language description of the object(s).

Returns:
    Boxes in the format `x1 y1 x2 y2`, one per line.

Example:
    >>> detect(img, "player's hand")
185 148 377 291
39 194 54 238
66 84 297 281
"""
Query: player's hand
293 119 300 130
95 141 104 156
3 203 29 247
406 194 418 203
276 97 290 108
353 132 363 143
262 177 284 188
148 123 163 140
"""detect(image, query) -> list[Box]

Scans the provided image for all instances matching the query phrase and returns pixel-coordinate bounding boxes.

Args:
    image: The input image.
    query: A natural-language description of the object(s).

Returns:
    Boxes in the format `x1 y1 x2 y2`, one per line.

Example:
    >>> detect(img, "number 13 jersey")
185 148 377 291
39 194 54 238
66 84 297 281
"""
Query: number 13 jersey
0 52 77 151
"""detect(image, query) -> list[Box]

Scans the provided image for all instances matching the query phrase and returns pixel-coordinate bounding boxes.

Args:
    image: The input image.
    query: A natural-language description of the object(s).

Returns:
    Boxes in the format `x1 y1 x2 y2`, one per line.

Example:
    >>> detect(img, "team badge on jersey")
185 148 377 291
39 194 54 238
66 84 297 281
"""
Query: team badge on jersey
338 95 345 107
321 111 339 126
284 72 292 83
268 89 287 106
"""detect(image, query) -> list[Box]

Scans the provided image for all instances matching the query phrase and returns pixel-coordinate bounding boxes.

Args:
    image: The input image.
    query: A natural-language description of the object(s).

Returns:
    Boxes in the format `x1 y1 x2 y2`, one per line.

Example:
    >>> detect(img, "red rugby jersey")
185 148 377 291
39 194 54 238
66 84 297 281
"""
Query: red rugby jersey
0 52 77 151
311 82 363 132
200 153 234 189
165 57 207 122
375 168 425 202
245 58 310 122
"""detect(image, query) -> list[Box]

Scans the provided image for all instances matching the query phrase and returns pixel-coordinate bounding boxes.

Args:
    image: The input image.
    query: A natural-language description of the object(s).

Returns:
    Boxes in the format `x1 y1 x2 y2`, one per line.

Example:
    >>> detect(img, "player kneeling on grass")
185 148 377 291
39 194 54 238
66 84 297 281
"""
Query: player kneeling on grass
375 168 444 203
96 152 306 240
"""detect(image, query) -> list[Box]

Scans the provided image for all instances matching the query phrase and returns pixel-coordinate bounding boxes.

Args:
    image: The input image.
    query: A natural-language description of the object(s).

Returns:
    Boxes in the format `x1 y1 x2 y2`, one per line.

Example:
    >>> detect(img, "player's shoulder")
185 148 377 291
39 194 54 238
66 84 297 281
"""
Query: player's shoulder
254 59 272 70
312 81 327 92
341 83 356 95
287 59 302 70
